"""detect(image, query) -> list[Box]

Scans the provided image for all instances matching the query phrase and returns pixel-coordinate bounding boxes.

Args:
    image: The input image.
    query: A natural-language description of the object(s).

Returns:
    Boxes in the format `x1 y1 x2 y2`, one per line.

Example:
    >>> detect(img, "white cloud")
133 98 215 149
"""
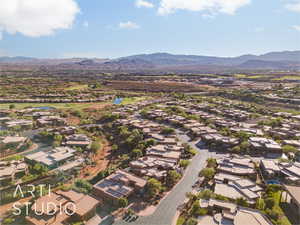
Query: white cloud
0 31 2 40
119 21 140 29
0 0 80 38
83 21 89 28
292 25 300 31
158 0 251 15
136 0 154 8
286 1 300 13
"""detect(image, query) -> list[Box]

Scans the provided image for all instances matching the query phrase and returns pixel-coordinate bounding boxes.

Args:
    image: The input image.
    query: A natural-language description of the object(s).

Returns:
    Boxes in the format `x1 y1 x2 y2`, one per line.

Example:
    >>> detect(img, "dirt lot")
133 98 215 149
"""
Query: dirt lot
78 138 111 180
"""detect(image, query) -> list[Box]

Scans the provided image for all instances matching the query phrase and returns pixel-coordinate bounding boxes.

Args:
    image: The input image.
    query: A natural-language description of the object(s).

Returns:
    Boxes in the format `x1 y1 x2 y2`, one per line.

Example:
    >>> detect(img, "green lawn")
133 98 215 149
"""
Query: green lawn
273 76 300 81
120 97 148 105
273 191 292 225
65 84 89 90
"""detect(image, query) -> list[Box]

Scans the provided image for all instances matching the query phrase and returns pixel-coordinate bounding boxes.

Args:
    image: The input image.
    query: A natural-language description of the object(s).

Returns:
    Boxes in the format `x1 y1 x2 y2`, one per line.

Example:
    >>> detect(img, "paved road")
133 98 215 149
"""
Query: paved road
111 133 216 225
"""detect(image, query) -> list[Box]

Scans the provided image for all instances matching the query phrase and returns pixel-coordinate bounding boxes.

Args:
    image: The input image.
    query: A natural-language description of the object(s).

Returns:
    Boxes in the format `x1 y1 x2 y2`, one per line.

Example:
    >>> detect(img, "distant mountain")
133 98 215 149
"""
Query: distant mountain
0 57 108 65
1 50 299 71
238 60 295 69
114 51 300 70
0 56 36 63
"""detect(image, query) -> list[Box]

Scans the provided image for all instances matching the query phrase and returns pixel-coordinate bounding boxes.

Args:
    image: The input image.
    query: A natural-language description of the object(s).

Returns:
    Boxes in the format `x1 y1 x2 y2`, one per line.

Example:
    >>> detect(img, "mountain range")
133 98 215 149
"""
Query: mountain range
0 50 299 71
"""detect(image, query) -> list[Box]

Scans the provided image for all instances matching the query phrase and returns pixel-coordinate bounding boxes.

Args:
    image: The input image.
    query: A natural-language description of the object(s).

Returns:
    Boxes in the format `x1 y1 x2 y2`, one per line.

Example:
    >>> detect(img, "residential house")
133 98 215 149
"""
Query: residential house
93 170 147 205
25 147 76 169
25 190 99 225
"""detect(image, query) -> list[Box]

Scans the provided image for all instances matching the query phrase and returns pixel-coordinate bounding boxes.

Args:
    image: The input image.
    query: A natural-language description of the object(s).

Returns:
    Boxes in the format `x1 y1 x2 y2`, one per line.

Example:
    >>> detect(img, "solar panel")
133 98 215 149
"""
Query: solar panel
107 188 123 198
116 186 130 195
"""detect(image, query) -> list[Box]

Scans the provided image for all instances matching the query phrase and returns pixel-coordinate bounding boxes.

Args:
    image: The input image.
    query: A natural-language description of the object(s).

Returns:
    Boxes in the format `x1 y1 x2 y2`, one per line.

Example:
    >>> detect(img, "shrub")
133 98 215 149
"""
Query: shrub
265 197 275 209
186 218 197 225
199 168 215 180
179 160 190 168
146 178 162 198
91 141 101 153
167 170 182 186
161 127 175 135
118 197 128 208
74 179 92 194
198 208 208 216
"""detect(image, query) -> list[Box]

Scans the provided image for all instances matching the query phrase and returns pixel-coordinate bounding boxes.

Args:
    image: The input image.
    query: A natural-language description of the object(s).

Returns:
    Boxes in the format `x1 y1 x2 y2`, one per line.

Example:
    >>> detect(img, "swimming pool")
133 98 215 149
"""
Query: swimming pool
266 180 281 185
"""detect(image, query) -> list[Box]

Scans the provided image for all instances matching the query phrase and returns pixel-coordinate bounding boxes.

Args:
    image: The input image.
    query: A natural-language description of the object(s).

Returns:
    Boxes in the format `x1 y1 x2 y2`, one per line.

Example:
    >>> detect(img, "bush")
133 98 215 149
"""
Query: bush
161 127 175 135
146 178 162 198
176 216 185 225
91 141 101 153
74 179 92 194
266 208 282 221
199 168 215 180
255 198 266 210
206 158 217 168
265 197 275 209
131 148 143 158
186 218 197 225
179 160 190 168
198 189 214 200
3 218 14 225
190 200 200 215
236 197 249 207
198 208 208 216
118 197 128 208
9 104 15 110
167 170 182 186
282 145 297 154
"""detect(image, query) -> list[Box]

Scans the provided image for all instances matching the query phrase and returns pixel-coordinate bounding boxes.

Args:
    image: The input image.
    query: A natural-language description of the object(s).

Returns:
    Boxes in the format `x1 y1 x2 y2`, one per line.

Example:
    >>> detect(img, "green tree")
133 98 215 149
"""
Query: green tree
74 179 92 194
199 168 215 180
190 200 200 216
2 217 14 225
161 127 175 135
146 178 162 198
167 170 182 186
179 160 190 168
186 218 197 225
282 145 297 154
91 141 101 153
198 189 213 200
236 197 249 207
118 197 128 208
9 104 15 110
131 149 143 158
206 158 217 168
255 198 266 210
32 163 48 175
265 197 275 209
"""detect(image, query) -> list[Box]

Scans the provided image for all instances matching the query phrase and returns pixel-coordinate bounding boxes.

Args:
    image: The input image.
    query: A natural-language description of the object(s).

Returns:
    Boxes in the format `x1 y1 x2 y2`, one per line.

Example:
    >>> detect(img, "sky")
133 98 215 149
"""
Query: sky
0 0 299 59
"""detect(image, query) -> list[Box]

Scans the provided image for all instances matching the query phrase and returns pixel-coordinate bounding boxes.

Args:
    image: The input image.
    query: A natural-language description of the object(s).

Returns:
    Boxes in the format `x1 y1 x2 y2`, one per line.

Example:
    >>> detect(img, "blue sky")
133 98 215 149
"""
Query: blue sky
0 0 299 59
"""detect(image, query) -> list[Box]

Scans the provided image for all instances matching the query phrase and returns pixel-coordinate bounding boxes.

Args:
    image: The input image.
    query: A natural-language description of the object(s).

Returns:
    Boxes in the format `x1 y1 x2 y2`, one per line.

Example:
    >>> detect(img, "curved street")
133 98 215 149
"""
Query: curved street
111 133 216 225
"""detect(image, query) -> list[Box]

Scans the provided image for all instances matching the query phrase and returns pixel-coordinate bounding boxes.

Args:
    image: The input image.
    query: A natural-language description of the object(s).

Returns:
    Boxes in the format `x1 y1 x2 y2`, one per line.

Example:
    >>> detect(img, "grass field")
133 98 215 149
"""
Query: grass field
273 76 300 81
120 96 148 105
65 84 89 90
